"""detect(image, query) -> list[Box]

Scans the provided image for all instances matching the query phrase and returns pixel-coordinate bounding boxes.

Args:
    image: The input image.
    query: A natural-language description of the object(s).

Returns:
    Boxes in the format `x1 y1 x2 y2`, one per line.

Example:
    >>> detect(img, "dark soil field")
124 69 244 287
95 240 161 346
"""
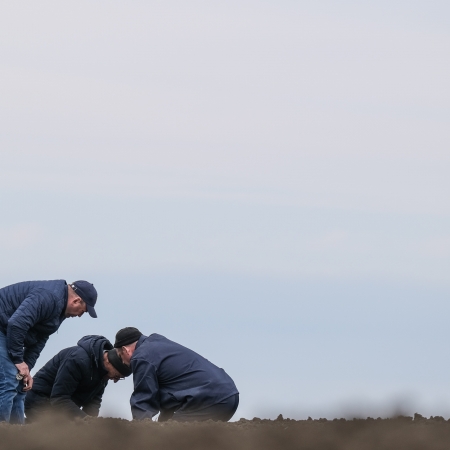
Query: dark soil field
2 413 450 450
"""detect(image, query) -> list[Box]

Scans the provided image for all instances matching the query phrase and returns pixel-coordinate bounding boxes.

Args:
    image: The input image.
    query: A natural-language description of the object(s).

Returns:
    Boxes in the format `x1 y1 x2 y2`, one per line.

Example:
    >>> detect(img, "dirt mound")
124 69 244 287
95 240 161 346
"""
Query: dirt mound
2 413 450 450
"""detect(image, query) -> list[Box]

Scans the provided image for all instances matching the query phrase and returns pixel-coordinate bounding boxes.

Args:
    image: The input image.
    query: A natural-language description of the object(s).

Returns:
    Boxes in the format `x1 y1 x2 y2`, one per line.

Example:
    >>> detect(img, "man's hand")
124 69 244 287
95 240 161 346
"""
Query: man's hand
14 362 32 391
22 374 33 391
15 362 30 378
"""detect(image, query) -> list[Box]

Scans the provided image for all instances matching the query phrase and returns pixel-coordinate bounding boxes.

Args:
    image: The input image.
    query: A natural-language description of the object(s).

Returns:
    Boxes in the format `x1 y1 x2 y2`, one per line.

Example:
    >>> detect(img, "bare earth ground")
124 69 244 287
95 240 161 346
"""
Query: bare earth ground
2 413 450 450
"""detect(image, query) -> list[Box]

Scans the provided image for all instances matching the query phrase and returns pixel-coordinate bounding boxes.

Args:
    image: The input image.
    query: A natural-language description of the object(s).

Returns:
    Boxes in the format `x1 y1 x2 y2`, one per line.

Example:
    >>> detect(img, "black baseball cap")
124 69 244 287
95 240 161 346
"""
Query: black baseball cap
107 349 132 377
70 281 98 318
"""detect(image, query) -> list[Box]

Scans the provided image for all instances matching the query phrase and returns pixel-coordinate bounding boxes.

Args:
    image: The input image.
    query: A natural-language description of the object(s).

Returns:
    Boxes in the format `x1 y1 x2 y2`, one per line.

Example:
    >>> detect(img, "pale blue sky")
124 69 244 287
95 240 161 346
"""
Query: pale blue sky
0 1 449 419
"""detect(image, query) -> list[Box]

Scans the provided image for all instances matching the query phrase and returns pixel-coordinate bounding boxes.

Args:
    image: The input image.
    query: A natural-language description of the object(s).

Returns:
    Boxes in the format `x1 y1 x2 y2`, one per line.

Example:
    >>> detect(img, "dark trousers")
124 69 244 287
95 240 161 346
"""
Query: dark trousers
24 390 51 423
163 393 239 423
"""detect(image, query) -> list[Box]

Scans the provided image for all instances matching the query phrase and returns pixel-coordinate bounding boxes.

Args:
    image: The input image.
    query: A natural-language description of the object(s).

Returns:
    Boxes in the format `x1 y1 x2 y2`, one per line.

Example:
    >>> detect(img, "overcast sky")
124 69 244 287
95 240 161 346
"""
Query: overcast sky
1 1 449 420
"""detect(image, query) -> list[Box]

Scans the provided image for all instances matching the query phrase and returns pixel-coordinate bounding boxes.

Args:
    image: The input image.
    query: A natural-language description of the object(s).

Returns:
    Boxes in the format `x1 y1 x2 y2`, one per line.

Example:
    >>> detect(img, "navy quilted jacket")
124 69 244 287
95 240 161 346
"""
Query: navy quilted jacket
130 334 239 420
29 335 111 418
0 280 68 369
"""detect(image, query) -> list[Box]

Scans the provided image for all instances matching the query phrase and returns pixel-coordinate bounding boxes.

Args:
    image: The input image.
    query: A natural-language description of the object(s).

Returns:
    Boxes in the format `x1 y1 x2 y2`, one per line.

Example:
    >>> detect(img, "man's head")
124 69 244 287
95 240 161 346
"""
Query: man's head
103 349 132 383
114 327 142 366
65 281 98 318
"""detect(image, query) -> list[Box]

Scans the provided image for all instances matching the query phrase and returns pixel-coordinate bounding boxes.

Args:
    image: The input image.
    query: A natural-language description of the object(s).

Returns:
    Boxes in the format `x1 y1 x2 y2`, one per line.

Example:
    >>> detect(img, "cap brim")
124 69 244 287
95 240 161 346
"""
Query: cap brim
87 304 97 318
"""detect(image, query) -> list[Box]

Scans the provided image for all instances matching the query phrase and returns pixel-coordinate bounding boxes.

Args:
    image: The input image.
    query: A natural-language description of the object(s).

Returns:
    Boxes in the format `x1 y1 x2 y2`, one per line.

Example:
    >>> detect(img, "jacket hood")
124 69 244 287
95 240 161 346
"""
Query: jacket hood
77 335 113 369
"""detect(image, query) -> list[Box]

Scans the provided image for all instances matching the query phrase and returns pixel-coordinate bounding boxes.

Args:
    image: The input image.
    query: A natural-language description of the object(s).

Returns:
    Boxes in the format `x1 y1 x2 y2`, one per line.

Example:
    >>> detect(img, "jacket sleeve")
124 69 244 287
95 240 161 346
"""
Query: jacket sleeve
82 386 106 417
49 352 88 418
130 358 160 420
23 335 49 370
7 291 57 364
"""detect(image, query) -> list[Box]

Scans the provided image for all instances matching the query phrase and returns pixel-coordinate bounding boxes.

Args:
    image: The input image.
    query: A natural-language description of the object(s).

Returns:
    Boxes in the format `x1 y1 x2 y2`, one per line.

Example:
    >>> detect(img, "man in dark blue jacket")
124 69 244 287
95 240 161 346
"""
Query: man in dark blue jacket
0 279 98 423
25 335 131 421
114 327 239 422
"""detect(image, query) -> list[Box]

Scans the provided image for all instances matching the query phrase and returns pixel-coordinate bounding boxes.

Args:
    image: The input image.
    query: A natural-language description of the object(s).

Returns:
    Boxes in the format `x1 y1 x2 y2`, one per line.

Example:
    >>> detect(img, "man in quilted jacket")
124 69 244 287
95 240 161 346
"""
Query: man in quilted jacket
0 279 98 423
114 327 239 422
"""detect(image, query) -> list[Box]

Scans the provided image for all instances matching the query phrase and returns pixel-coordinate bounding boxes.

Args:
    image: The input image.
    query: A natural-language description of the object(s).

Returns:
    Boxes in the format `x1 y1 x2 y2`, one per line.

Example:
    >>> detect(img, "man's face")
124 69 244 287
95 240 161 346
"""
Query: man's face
65 297 87 318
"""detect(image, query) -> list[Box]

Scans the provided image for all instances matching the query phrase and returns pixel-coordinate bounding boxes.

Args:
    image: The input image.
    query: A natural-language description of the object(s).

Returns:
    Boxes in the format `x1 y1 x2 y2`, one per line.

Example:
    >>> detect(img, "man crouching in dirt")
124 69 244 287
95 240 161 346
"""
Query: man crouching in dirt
114 327 239 422
24 335 131 421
